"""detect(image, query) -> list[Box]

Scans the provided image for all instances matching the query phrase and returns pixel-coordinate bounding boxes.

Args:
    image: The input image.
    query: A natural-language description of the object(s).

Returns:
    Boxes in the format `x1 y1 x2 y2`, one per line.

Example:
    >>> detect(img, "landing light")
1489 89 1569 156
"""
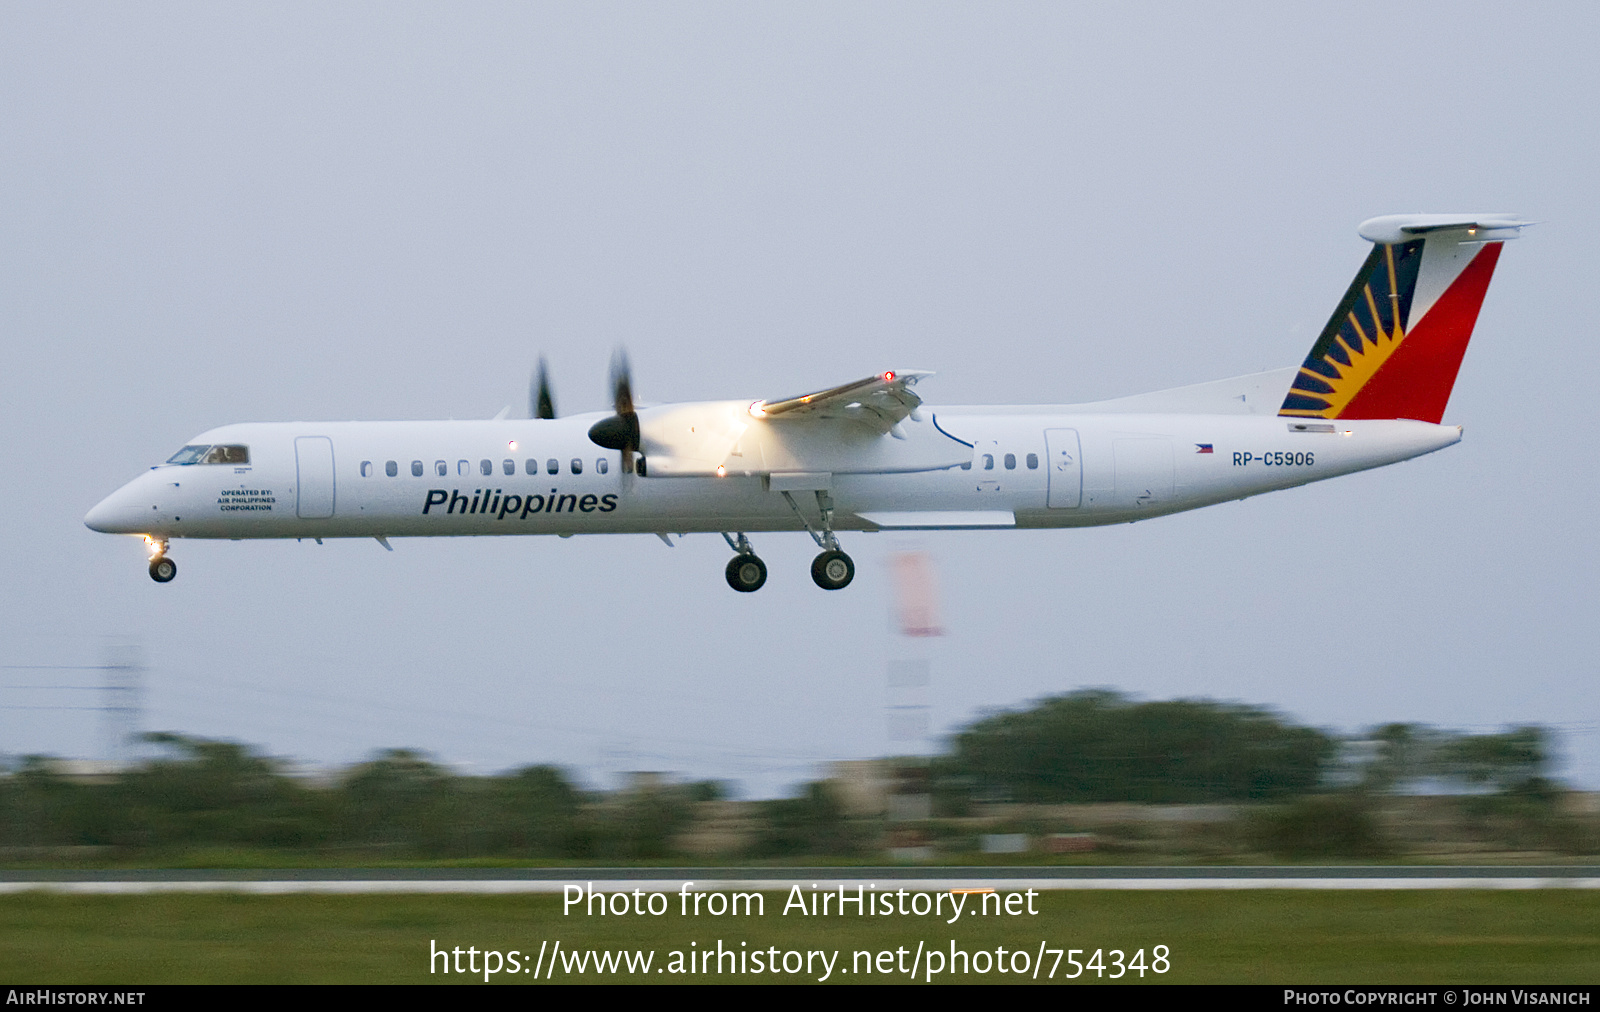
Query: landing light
748 401 767 419
716 465 726 477
1342 430 1353 437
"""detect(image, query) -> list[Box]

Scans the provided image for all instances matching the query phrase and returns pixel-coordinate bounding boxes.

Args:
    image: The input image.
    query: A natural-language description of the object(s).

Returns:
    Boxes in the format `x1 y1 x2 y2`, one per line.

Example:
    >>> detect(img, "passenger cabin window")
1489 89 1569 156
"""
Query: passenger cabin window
597 458 609 475
435 460 447 477
982 454 995 470
412 461 424 477
479 459 492 476
1026 453 1039 469
503 459 514 476
547 458 559 474
525 459 537 475
570 458 583 475
960 460 972 470
1004 453 1016 470
385 460 398 477
200 445 248 465
457 460 470 476
360 461 374 477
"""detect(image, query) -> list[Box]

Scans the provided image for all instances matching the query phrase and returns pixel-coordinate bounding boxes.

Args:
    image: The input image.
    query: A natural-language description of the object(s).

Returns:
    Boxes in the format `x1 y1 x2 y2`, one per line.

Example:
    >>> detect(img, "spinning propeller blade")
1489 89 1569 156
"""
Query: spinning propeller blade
587 349 642 472
531 357 556 420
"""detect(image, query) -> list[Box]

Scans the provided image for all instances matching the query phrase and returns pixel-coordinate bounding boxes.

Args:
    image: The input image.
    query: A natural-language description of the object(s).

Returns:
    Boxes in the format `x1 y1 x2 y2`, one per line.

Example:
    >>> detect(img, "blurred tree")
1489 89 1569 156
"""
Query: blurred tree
687 780 728 803
1357 723 1441 794
941 689 1335 804
749 781 864 857
484 765 583 857
1434 726 1549 793
338 748 461 855
581 781 701 861
0 757 84 848
1250 794 1391 858
111 733 323 849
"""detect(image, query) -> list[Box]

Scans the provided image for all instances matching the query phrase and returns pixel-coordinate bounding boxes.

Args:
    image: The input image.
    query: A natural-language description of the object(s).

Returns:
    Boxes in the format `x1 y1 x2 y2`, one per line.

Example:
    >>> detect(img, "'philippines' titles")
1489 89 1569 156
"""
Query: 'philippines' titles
422 489 618 519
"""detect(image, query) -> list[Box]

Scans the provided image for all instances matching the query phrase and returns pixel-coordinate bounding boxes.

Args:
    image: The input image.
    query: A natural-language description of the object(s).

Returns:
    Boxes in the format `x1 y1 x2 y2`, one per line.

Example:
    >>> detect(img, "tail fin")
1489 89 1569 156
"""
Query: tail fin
1279 214 1529 423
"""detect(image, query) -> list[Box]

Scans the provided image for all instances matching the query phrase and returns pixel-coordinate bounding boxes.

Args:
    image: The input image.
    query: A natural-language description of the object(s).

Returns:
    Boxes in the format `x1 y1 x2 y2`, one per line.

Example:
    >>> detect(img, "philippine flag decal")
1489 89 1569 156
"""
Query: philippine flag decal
1195 443 1214 454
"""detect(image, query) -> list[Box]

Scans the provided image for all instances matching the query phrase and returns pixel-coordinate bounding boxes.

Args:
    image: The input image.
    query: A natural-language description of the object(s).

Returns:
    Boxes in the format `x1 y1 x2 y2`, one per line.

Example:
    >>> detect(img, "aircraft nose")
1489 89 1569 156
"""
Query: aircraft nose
84 487 145 534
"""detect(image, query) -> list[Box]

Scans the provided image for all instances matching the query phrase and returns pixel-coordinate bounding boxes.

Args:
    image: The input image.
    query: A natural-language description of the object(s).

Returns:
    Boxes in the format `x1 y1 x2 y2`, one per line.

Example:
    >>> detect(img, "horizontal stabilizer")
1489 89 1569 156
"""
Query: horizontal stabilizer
1357 214 1532 244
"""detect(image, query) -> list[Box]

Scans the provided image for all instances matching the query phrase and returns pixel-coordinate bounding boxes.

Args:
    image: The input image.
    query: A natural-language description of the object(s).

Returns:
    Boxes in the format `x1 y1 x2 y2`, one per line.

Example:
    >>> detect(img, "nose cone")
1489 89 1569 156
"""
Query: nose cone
85 486 147 534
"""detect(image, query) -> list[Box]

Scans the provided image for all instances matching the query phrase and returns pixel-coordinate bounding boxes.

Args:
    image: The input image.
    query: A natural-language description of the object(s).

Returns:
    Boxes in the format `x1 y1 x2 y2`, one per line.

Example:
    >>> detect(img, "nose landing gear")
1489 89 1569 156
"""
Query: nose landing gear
146 538 175 583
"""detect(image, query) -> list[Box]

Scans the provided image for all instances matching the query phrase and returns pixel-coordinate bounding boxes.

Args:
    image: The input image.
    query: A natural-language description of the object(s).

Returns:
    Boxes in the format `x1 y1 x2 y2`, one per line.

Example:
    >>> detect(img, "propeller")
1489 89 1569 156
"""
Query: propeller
586 350 642 473
531 357 556 420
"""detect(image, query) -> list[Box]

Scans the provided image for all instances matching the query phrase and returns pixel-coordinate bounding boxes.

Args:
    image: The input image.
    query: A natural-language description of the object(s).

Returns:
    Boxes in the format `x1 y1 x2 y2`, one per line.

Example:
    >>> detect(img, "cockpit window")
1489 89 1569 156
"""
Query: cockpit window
200 445 249 465
166 445 210 465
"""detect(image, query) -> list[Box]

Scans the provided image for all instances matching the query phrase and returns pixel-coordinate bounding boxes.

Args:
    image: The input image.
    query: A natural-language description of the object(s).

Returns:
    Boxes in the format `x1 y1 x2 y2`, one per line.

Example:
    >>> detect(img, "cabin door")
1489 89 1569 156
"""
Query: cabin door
295 436 336 519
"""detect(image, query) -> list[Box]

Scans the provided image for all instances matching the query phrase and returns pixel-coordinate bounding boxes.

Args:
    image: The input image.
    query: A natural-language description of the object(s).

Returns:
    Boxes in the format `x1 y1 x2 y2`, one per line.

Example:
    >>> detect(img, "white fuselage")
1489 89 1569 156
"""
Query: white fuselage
85 409 1461 541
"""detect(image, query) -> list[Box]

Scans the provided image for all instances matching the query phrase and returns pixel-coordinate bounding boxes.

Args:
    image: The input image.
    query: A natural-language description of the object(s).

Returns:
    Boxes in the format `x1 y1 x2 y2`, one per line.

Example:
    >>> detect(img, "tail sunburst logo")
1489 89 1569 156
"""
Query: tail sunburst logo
1280 240 1424 418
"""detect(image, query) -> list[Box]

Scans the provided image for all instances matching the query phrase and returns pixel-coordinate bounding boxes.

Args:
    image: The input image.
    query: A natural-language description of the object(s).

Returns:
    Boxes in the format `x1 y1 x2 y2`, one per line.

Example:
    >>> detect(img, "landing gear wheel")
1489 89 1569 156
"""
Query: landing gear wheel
149 556 176 583
725 554 768 593
810 549 854 590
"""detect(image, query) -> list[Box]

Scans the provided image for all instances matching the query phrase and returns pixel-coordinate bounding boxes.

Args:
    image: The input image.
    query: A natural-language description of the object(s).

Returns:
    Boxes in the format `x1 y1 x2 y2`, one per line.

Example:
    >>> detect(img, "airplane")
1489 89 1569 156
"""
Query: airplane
86 212 1528 592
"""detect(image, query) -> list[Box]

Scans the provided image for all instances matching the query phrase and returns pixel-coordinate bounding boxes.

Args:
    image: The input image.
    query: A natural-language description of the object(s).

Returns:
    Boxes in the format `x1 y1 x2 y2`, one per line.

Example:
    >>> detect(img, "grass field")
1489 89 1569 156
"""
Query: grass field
1 890 1596 983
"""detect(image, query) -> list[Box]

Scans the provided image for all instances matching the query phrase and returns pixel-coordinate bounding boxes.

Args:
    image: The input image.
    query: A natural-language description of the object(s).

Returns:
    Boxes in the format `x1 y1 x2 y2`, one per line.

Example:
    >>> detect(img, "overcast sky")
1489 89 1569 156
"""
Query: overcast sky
3 2 1596 795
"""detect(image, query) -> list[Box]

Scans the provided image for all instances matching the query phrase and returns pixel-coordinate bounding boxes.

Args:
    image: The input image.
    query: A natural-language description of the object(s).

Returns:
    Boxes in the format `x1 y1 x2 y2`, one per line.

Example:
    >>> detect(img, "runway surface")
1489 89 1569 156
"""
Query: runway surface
2 866 1597 894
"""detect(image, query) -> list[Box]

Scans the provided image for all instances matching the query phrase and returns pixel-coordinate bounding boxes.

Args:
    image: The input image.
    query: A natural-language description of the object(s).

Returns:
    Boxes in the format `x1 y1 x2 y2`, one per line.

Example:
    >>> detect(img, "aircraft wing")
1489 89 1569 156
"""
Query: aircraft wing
750 370 931 434
635 370 967 477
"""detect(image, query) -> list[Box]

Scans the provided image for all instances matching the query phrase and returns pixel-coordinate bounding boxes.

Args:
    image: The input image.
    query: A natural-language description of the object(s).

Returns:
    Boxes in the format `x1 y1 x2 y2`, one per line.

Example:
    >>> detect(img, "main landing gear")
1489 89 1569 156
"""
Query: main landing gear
723 534 768 593
720 490 857 593
783 488 855 591
811 549 854 591
146 538 175 583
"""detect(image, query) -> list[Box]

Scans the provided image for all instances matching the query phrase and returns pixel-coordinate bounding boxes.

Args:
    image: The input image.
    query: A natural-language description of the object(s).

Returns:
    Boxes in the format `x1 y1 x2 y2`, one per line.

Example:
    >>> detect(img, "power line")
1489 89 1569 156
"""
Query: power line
0 647 145 761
